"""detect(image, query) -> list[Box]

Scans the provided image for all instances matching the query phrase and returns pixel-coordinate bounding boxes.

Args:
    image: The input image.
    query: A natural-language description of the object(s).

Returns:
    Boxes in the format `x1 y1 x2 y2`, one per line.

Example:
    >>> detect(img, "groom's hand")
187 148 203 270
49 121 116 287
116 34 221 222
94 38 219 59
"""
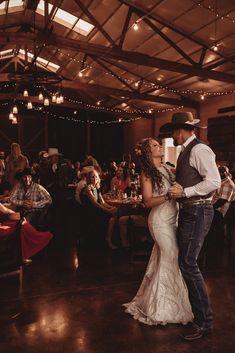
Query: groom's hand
168 182 184 198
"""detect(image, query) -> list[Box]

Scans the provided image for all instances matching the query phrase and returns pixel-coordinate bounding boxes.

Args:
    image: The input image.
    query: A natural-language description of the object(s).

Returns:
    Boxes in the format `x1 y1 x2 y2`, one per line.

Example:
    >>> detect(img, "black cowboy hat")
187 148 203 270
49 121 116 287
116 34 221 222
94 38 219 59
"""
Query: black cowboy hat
159 112 201 133
15 167 34 180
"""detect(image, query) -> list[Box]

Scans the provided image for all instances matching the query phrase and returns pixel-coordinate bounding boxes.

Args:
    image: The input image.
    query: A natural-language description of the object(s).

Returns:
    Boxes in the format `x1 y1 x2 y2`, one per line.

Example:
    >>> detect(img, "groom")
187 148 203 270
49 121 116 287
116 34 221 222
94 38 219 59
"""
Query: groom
160 112 221 340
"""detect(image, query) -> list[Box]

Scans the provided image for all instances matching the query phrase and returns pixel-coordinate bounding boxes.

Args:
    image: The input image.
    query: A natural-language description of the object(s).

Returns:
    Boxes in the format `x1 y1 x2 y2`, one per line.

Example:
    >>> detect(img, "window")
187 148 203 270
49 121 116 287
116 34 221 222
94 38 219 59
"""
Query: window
0 0 24 14
0 49 14 59
36 0 94 36
18 50 60 72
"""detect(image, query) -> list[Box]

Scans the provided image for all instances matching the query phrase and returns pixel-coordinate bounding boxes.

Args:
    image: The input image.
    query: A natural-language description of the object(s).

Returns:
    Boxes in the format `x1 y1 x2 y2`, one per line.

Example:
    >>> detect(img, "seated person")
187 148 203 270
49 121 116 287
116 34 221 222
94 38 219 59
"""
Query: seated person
0 202 53 261
80 169 117 249
118 203 150 248
213 165 235 217
9 168 52 230
207 165 235 258
0 174 11 202
75 166 95 205
110 165 131 195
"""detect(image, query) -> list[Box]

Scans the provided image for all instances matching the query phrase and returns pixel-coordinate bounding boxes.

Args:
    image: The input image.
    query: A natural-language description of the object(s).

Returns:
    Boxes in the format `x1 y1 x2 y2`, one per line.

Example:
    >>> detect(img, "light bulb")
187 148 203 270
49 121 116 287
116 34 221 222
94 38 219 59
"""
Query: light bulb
44 98 49 106
12 105 18 114
38 93 44 100
9 112 14 120
12 117 17 124
56 96 61 104
133 23 139 31
59 95 64 103
27 101 33 109
52 94 56 102
200 95 205 100
78 71 83 77
23 89 29 97
213 44 218 51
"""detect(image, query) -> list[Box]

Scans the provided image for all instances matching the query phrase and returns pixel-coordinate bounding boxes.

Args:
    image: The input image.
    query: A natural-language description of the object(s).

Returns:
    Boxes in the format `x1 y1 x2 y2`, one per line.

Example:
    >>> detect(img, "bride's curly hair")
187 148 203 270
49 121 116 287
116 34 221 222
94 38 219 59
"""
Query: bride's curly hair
135 138 164 191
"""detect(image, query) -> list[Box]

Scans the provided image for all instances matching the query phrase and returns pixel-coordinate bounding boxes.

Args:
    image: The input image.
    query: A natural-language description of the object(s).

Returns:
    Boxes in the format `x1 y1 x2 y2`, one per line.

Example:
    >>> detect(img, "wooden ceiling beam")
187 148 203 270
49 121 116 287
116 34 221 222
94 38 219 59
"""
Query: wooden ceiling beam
0 73 197 108
0 32 234 83
118 7 132 49
73 0 116 47
139 12 197 66
61 80 198 108
0 92 150 118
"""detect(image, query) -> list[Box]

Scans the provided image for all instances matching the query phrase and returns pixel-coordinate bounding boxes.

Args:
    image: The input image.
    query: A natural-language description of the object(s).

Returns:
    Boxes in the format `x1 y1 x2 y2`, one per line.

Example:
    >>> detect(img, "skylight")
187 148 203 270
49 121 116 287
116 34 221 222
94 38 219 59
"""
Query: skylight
0 49 14 59
0 0 24 14
18 50 60 73
36 0 94 36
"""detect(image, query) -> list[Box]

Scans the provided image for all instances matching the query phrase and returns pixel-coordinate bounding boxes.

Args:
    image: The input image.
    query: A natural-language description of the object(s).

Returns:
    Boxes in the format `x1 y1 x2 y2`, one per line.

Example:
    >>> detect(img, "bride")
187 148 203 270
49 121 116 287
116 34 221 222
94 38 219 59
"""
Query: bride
123 138 193 325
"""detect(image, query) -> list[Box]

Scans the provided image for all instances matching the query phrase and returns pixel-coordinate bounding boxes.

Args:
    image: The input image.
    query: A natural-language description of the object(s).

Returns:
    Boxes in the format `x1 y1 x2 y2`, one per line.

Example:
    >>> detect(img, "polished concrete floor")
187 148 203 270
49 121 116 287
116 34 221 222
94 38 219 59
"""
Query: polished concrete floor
0 230 235 353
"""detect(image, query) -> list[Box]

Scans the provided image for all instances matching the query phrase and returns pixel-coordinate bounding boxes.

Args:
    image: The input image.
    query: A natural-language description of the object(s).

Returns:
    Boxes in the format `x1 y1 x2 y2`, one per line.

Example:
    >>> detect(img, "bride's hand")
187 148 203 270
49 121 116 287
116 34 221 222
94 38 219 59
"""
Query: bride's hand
168 183 183 198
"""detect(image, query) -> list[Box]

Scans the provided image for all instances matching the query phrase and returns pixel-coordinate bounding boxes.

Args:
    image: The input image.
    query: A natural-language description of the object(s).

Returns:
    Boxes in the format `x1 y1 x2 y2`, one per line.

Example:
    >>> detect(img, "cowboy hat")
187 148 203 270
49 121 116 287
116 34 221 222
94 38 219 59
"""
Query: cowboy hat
47 148 62 157
15 167 34 180
159 112 200 133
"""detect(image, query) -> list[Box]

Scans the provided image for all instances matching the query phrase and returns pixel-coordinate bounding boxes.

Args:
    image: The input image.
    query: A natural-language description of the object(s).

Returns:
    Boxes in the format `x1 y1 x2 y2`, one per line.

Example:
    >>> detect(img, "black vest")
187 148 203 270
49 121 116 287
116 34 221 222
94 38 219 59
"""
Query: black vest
176 138 211 201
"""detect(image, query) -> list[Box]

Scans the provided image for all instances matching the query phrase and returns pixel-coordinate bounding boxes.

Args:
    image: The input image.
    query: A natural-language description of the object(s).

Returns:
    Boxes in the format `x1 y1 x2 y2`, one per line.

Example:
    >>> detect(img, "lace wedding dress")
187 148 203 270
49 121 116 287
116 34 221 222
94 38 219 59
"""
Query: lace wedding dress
123 165 193 325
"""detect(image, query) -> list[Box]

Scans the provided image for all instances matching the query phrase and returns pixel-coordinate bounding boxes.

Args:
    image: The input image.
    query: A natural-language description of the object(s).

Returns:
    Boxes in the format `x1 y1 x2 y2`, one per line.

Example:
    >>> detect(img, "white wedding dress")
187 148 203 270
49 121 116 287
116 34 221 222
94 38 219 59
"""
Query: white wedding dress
123 166 193 325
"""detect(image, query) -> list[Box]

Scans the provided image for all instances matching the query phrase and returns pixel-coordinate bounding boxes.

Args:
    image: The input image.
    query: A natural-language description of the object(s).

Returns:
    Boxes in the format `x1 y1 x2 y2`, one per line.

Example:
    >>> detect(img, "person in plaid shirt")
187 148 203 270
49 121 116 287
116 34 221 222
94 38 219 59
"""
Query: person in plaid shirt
212 166 235 217
9 167 52 229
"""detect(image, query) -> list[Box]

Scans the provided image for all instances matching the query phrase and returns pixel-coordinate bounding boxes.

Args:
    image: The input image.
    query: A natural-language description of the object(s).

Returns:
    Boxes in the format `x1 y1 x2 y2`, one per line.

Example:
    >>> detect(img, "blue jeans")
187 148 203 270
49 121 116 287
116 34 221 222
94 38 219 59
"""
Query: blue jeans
178 204 214 329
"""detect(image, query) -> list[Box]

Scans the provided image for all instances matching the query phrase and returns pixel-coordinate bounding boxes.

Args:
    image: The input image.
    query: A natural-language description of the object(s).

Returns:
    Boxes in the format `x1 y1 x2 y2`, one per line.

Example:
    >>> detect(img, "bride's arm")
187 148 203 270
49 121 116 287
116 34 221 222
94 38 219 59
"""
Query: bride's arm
140 172 168 208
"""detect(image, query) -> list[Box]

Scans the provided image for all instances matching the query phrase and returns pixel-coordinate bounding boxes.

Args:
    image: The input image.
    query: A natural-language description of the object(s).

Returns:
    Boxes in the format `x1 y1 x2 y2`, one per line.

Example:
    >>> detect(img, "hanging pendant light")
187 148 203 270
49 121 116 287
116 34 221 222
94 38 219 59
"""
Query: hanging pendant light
44 98 49 106
56 96 61 104
52 94 57 102
38 93 44 100
12 117 18 124
9 112 14 120
12 105 18 114
59 95 64 103
27 101 33 109
23 89 29 97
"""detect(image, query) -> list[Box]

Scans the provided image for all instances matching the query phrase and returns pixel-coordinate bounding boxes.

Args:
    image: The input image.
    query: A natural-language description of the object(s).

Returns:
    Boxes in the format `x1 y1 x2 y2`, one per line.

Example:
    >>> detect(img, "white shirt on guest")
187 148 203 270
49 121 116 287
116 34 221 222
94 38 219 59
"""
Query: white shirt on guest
181 134 221 198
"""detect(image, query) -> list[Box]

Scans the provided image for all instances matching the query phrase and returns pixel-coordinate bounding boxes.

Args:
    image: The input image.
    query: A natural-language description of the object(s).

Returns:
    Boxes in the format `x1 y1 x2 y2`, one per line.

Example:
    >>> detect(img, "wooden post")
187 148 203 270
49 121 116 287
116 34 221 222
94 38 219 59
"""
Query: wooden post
44 115 48 149
86 121 91 154
17 115 24 147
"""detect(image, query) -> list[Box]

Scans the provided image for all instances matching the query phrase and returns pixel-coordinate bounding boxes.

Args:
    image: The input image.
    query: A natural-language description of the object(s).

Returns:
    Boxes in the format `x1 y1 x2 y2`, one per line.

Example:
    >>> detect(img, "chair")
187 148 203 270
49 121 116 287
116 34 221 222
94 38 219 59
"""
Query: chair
0 219 23 297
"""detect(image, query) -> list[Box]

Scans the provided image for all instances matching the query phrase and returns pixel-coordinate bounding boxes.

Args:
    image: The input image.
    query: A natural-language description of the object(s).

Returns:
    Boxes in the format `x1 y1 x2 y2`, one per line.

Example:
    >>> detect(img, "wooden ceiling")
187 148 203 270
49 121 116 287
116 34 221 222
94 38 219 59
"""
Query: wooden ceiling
0 0 235 120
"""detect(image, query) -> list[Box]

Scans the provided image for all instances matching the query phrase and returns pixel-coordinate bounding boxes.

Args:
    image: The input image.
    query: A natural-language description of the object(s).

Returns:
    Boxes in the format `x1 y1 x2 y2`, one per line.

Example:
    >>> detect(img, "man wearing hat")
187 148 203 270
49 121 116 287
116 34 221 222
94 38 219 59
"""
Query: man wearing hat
9 167 52 229
160 112 221 340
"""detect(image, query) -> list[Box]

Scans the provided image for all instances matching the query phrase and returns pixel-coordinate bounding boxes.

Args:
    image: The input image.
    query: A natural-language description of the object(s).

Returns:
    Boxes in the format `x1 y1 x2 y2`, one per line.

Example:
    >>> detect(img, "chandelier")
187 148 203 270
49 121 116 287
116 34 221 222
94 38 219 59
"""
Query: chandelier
7 64 64 124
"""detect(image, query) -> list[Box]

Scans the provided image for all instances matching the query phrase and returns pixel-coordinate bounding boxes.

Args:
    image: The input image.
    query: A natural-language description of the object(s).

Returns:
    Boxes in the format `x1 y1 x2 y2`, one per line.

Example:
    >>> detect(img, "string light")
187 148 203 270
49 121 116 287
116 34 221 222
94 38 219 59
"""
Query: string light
55 51 233 98
194 1 235 23
0 100 184 124
12 105 18 114
54 49 235 98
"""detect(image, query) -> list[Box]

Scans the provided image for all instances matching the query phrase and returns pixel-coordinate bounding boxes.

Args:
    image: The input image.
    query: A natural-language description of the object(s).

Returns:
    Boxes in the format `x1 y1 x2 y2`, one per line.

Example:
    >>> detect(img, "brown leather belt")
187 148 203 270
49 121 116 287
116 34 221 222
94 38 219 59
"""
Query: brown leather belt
179 199 212 208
